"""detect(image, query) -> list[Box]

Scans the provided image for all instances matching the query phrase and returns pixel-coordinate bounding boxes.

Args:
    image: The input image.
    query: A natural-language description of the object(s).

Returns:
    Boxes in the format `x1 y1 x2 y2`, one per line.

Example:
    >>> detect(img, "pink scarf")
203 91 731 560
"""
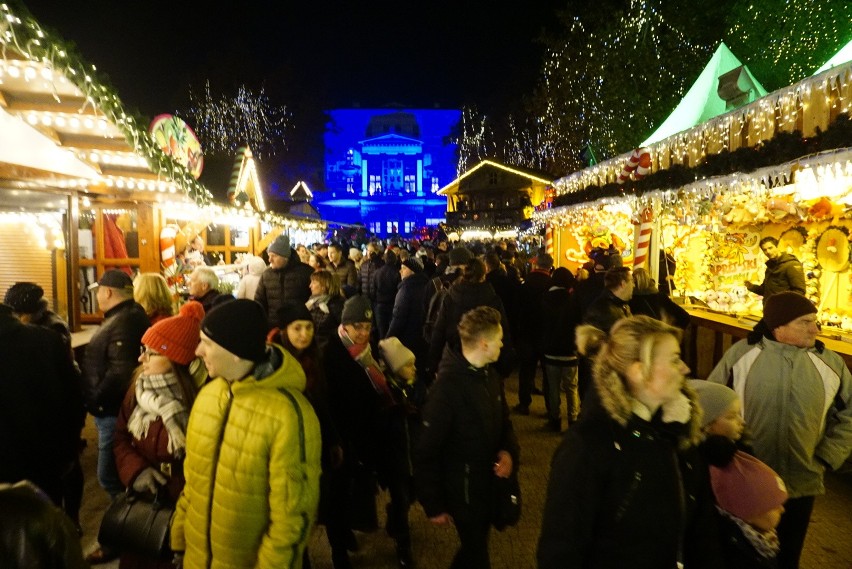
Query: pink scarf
338 324 395 408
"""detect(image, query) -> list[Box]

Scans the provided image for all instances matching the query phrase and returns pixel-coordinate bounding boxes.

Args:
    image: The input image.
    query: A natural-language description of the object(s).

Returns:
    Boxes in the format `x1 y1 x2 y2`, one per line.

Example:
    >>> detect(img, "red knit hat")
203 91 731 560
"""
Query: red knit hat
710 451 787 522
141 301 204 365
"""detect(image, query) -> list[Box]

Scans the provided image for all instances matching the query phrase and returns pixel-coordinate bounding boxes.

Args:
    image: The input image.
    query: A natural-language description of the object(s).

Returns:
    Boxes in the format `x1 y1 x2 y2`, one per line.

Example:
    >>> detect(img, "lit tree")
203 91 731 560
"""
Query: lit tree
535 0 724 173
725 0 852 90
455 105 498 175
182 81 290 159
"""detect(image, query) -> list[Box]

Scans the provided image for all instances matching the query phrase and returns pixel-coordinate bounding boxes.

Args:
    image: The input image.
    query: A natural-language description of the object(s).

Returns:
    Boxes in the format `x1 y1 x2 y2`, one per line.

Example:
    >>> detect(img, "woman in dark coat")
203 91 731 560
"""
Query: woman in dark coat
272 301 343 569
628 268 690 329
306 269 345 353
113 302 203 569
415 306 519 569
537 316 721 569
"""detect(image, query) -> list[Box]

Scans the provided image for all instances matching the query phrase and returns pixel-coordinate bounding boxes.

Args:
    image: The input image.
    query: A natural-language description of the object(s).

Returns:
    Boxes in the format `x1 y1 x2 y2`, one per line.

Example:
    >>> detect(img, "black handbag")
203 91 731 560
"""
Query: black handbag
491 471 521 531
98 488 174 559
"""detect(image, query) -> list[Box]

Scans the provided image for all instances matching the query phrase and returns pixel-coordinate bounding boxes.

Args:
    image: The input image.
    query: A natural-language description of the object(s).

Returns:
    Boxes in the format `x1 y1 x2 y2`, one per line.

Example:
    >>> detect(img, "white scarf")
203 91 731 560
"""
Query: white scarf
127 372 190 457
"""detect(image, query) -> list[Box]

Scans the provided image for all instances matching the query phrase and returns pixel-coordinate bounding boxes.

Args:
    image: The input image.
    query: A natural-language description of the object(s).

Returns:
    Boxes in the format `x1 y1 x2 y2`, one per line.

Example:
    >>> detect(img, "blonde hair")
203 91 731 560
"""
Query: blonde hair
133 273 175 319
458 305 501 348
310 269 343 299
632 267 658 294
586 315 681 393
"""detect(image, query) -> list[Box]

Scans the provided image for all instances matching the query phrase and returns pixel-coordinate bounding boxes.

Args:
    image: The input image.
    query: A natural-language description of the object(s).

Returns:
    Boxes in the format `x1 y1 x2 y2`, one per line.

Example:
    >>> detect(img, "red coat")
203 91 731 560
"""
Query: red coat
114 383 186 569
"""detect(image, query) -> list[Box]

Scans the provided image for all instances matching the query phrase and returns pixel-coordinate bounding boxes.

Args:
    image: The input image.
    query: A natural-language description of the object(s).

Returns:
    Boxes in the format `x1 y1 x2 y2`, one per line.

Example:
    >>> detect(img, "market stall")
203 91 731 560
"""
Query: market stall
533 48 852 369
0 4 325 329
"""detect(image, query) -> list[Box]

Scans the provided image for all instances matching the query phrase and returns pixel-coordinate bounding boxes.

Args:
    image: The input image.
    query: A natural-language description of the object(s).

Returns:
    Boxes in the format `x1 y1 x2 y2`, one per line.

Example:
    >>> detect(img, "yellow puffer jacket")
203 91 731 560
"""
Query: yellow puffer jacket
171 344 321 569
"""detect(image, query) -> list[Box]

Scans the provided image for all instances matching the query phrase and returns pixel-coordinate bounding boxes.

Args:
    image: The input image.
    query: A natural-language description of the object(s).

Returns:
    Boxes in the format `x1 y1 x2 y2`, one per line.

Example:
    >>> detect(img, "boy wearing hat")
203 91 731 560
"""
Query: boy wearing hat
171 299 321 568
255 233 314 326
689 380 746 444
708 291 852 569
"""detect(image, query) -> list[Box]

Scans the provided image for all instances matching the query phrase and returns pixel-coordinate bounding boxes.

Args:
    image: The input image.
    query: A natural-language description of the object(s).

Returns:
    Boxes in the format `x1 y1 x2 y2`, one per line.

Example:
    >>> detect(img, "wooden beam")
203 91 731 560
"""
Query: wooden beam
0 90 97 115
57 133 132 152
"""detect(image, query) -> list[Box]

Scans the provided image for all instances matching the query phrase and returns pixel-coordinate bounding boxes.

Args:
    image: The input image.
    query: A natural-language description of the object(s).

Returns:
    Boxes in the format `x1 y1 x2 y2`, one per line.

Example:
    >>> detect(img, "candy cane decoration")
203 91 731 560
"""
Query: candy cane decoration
160 225 178 277
617 147 652 184
545 224 554 256
633 207 654 269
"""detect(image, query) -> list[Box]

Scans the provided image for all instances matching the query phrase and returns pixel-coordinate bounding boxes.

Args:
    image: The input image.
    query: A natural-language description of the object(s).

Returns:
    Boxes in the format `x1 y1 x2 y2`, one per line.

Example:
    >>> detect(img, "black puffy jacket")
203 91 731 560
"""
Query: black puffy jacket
745 252 806 301
0 306 84 497
255 249 314 326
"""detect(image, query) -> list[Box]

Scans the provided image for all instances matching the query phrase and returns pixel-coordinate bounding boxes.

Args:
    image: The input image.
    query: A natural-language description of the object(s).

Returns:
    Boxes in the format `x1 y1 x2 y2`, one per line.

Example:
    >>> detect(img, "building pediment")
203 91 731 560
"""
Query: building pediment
359 133 423 146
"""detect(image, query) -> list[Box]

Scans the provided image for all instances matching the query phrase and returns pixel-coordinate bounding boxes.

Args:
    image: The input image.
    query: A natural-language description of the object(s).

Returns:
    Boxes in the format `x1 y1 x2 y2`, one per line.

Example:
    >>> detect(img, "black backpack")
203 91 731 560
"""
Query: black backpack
422 276 448 342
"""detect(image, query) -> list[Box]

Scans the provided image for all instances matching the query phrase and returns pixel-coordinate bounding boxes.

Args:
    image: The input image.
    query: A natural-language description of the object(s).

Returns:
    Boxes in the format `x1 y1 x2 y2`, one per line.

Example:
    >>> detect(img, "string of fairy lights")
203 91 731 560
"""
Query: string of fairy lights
726 0 851 91
0 2 214 206
549 60 851 198
540 0 711 167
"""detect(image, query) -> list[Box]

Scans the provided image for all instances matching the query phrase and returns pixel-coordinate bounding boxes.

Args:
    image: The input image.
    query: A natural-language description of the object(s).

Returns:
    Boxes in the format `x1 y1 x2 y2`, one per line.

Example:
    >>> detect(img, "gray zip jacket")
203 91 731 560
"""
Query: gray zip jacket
707 330 852 497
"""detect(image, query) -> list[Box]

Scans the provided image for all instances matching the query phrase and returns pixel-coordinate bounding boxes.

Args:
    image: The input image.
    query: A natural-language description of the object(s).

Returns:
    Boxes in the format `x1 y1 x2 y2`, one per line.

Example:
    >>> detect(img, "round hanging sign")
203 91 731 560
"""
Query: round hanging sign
149 114 204 179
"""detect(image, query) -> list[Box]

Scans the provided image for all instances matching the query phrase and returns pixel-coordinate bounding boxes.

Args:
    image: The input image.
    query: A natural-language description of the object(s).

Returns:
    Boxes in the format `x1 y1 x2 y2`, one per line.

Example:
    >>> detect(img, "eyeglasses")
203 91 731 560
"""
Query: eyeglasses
139 346 163 360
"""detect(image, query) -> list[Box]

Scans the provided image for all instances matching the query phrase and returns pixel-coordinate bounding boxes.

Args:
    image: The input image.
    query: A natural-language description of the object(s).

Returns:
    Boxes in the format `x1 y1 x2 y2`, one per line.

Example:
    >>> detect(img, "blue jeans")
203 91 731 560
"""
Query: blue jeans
93 415 123 497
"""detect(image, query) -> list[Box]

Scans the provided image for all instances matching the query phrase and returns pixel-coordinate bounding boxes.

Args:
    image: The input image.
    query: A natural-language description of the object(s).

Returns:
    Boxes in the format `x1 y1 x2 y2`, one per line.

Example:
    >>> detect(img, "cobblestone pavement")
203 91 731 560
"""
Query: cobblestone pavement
80 373 852 568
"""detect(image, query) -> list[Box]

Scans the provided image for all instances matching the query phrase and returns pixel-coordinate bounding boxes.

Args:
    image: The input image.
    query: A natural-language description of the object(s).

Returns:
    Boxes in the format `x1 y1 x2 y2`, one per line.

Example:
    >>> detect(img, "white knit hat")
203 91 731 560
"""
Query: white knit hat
379 337 415 372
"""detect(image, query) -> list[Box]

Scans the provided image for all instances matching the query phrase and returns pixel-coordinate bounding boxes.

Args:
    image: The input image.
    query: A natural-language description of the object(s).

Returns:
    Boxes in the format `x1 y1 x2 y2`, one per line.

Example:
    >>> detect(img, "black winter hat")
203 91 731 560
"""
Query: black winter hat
201 299 268 361
763 292 817 330
275 301 313 328
401 257 423 273
448 246 473 266
341 294 373 324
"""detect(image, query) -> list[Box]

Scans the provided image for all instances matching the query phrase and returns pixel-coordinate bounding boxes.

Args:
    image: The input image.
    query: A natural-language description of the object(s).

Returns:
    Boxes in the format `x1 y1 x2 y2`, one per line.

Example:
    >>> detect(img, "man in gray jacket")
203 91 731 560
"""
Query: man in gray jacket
707 291 852 569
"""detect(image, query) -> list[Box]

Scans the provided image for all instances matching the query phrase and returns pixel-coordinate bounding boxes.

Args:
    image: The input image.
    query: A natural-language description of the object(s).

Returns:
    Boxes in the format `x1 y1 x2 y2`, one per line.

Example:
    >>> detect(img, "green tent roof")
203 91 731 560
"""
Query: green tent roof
641 42 767 147
814 39 852 75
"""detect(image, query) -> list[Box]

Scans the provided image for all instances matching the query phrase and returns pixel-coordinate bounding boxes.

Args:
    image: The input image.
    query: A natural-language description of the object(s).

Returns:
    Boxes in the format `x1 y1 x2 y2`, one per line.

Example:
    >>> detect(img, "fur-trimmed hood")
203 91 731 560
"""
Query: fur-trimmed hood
592 367 704 449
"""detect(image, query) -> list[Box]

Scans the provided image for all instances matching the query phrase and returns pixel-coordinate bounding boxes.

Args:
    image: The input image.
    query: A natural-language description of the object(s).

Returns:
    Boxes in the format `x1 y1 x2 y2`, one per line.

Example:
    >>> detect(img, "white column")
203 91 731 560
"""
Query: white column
361 159 369 197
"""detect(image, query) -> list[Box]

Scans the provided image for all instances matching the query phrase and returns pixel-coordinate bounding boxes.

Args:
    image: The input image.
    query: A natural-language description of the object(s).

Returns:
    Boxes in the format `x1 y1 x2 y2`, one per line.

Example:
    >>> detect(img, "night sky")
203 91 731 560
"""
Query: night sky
18 0 567 190
20 1 566 118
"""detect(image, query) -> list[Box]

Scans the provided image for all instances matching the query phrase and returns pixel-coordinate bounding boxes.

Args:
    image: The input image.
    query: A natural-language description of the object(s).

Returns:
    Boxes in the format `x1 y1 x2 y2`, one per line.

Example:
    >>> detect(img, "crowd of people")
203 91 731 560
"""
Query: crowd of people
0 233 849 569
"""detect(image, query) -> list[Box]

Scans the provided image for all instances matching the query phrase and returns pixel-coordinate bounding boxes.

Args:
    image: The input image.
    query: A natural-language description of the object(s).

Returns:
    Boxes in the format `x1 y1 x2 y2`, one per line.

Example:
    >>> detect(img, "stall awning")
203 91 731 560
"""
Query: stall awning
814 39 852 75
641 43 768 147
0 106 98 180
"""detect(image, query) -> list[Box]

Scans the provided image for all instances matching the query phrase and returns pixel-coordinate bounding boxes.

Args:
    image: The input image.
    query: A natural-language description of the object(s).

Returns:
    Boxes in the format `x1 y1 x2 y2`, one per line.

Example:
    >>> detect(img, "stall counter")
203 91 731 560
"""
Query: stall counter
683 307 852 378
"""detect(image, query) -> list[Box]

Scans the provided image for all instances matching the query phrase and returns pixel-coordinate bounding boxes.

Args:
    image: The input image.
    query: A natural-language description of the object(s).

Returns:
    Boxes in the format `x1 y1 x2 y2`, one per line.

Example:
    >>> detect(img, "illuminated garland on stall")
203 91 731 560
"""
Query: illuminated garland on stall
0 2 214 206
553 112 852 207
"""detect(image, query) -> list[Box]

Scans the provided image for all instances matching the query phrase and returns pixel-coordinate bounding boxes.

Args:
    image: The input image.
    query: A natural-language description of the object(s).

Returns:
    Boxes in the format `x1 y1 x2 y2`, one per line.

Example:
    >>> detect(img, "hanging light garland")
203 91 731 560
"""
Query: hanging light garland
0 2 214 207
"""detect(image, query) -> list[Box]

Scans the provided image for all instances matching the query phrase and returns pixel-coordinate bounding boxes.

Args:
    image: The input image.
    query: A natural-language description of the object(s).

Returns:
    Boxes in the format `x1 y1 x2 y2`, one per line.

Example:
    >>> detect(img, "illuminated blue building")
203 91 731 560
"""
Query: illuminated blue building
314 109 461 237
